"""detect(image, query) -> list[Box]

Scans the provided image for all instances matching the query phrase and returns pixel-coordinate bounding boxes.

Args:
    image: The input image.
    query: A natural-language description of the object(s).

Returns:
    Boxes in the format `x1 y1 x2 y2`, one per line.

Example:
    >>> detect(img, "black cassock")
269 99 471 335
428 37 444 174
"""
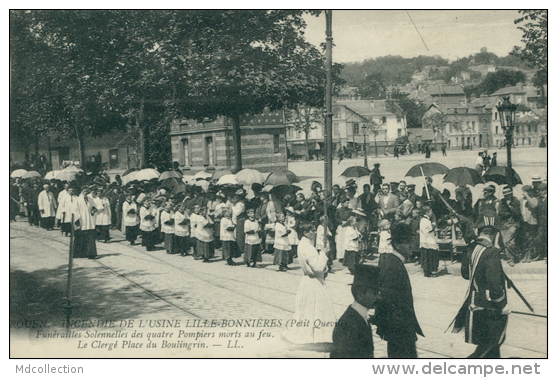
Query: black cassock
330 306 374 358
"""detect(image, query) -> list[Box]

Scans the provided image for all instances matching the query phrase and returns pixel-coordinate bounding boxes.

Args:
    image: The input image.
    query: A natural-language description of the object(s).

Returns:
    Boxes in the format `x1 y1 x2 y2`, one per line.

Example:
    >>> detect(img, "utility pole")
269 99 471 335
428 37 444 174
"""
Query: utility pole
324 10 333 248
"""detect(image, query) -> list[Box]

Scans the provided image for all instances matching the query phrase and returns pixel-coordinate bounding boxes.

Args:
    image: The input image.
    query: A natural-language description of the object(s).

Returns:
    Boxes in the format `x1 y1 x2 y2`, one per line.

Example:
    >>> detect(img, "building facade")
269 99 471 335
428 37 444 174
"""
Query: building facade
170 110 288 173
285 100 407 158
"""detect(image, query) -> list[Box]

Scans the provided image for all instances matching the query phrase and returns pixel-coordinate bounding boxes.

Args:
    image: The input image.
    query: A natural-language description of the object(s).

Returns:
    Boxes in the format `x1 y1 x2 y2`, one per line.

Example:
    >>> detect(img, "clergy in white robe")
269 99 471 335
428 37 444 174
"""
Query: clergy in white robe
38 184 57 229
73 187 97 259
282 222 336 346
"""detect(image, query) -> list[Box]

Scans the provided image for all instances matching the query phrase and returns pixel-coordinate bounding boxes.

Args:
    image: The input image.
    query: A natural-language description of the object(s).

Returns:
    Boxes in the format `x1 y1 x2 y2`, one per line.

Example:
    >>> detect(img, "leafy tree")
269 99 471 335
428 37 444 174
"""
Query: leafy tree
466 69 526 98
393 96 427 129
473 47 498 65
422 111 448 149
513 10 547 73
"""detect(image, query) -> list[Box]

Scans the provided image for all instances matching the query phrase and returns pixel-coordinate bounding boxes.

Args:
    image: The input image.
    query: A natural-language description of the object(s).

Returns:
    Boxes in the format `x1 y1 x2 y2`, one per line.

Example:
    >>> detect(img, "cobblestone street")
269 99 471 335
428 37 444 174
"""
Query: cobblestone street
10 216 547 358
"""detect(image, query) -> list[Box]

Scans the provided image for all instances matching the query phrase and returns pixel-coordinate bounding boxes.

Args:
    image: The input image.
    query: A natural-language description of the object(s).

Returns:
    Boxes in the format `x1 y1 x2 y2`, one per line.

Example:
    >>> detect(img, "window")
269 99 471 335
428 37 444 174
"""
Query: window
353 123 359 135
273 134 280 153
333 123 340 136
496 126 499 134
397 129 402 137
381 116 387 124
528 124 531 133
397 116 401 123
494 112 498 120
533 124 538 132
287 127 294 139
181 138 191 166
333 107 340 119
472 121 476 131
204 136 215 166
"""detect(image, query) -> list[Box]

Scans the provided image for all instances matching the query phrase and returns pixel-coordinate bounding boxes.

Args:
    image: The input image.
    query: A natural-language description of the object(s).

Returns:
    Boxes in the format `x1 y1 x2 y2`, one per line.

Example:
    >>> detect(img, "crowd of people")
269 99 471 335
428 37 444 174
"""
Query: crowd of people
9 161 547 275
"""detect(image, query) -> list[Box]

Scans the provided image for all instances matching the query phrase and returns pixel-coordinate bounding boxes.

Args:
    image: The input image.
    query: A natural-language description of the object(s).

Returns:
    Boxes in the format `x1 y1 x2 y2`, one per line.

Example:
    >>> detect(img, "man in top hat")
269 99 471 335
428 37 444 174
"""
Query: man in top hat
473 184 499 230
38 183 57 230
345 179 358 209
452 225 510 358
375 222 424 358
331 264 380 358
498 186 522 266
369 163 384 195
531 175 543 197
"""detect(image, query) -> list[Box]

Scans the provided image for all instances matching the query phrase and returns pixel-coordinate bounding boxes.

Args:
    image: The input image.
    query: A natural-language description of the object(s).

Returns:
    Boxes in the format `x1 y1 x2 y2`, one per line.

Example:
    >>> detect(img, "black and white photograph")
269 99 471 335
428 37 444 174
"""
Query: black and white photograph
9 7 548 368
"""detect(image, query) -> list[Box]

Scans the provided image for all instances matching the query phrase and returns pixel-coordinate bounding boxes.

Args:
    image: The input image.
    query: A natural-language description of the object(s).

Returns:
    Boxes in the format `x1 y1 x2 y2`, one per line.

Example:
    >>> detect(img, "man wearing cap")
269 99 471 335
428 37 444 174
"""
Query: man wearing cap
376 183 399 221
38 184 57 230
345 179 358 209
369 163 384 195
452 226 510 358
473 185 499 230
331 265 380 358
375 222 424 358
497 186 522 266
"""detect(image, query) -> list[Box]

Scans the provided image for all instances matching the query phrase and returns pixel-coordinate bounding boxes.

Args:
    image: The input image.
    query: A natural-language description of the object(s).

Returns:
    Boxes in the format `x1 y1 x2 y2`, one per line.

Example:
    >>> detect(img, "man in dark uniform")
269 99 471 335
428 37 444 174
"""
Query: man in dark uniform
473 184 499 229
375 222 424 358
331 265 380 358
369 163 384 195
497 186 522 265
452 225 510 358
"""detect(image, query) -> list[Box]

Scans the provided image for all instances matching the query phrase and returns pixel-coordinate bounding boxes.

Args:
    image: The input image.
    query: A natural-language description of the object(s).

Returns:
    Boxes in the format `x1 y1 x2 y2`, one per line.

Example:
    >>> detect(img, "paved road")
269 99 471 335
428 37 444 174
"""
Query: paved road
10 220 547 358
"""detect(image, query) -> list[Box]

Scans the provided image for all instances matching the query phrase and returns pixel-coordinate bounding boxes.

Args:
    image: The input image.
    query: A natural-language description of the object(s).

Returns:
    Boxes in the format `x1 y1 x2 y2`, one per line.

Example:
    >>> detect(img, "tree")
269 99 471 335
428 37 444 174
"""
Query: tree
465 69 526 98
392 96 427 129
422 111 448 150
513 10 547 74
285 107 323 160
170 10 328 172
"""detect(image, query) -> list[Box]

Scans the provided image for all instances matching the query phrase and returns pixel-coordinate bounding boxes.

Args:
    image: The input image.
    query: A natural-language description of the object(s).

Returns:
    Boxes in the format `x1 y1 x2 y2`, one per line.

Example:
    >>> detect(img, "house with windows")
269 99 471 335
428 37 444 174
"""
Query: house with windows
470 93 546 149
286 100 407 158
169 109 287 173
421 102 490 150
423 85 467 104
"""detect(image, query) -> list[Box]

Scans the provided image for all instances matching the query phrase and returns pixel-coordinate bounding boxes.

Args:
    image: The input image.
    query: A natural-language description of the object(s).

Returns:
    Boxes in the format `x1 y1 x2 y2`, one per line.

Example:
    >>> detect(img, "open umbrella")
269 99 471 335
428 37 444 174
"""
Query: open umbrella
159 170 183 181
217 174 238 186
236 169 265 185
443 167 484 187
45 171 61 180
123 168 140 176
10 169 28 178
405 162 449 178
135 168 160 181
62 165 84 173
265 171 299 186
484 166 522 187
341 166 371 178
193 179 209 192
171 184 187 195
122 171 139 185
159 177 183 189
194 171 212 181
212 168 234 182
55 171 77 182
22 171 41 179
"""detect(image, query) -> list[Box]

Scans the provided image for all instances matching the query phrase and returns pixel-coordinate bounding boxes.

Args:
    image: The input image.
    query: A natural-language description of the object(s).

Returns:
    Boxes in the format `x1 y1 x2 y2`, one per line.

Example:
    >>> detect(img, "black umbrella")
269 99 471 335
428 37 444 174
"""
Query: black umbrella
159 177 183 189
341 166 371 178
484 166 522 187
405 162 449 178
443 167 484 187
171 184 187 195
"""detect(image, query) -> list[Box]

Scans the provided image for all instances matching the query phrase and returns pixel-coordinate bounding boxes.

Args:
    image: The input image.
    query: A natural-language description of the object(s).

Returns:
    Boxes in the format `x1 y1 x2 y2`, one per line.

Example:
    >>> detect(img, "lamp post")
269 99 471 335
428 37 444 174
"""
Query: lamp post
496 96 518 169
362 123 368 168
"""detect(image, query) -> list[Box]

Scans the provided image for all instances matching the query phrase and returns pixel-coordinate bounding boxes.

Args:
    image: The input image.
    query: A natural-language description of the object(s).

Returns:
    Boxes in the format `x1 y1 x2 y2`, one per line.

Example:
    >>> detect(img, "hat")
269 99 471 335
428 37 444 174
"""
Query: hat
521 185 533 192
478 224 497 236
285 206 295 213
251 183 263 192
538 183 547 191
531 175 542 182
235 188 246 197
246 207 255 214
390 182 398 187
483 184 496 192
373 162 380 166
407 184 416 191
352 208 366 217
346 179 356 187
390 222 412 244
502 186 513 196
352 265 380 289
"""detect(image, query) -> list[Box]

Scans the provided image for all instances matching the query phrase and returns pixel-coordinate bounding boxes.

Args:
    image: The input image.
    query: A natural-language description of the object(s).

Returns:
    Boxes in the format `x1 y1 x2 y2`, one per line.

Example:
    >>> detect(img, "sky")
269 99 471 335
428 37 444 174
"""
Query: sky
302 10 526 63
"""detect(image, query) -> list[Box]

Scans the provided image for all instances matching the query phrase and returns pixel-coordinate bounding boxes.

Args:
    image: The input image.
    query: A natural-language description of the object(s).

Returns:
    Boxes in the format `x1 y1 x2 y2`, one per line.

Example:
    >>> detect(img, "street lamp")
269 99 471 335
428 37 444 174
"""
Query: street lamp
362 123 368 168
496 96 518 169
